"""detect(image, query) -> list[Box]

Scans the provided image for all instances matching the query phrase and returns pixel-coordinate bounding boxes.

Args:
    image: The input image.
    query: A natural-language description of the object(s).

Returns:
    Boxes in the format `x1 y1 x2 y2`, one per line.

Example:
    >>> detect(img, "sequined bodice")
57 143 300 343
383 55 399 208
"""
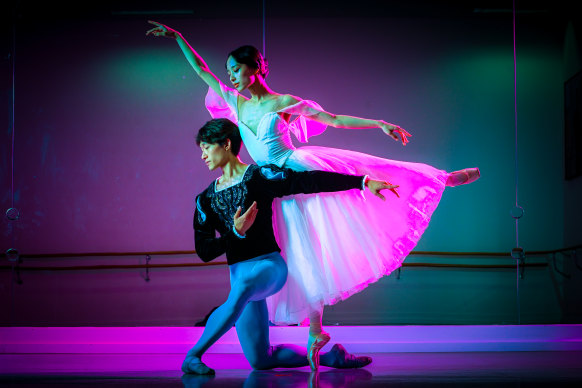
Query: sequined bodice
209 166 253 230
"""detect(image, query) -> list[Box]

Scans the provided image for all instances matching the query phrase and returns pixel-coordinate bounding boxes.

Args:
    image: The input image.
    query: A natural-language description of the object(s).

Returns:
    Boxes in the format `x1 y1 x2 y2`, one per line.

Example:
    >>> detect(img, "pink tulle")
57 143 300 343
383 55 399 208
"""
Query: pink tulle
268 147 448 324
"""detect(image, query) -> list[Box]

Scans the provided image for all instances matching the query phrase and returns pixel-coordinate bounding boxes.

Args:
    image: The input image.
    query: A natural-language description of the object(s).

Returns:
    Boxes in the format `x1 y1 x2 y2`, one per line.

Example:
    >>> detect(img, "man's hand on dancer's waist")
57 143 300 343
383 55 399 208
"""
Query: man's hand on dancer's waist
365 177 400 200
233 201 258 237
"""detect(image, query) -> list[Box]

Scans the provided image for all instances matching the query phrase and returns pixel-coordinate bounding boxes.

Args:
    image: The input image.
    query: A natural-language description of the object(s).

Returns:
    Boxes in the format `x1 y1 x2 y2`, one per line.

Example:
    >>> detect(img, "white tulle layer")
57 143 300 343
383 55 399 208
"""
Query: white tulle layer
266 146 449 325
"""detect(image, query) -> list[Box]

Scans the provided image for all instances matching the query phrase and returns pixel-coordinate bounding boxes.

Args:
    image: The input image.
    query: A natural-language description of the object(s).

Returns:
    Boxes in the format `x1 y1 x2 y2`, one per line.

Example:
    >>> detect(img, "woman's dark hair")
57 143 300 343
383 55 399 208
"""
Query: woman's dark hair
227 45 269 78
196 118 242 156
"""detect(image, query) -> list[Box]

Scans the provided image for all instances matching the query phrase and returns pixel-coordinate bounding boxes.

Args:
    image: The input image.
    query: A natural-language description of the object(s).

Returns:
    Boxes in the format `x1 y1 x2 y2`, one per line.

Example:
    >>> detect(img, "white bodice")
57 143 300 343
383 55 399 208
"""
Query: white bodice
205 81 328 167
237 111 296 167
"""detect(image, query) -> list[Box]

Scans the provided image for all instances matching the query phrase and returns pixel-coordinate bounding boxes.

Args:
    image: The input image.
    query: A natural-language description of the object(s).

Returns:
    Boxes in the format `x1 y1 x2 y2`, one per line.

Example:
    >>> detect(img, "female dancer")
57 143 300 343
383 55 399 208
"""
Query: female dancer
147 21 479 370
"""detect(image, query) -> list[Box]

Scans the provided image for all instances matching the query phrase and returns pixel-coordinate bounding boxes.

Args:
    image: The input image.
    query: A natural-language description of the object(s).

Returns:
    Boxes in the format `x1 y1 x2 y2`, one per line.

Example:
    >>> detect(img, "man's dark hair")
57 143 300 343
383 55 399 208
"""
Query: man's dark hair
196 118 242 156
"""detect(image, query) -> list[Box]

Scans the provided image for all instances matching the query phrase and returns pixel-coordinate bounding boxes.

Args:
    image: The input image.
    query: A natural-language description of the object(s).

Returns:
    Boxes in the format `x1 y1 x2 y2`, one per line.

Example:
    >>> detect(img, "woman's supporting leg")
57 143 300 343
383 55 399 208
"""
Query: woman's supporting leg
306 306 330 370
307 308 323 349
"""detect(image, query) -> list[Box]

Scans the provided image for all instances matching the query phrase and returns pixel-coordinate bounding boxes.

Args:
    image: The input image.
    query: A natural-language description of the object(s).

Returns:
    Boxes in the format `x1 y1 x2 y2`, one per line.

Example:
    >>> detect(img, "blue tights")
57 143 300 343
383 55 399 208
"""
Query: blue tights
184 252 311 370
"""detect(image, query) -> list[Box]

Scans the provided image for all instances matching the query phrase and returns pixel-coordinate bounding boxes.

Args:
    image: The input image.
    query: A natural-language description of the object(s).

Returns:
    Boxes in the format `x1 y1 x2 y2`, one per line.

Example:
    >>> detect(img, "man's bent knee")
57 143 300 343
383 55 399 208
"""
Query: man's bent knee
250 359 272 370
246 347 273 370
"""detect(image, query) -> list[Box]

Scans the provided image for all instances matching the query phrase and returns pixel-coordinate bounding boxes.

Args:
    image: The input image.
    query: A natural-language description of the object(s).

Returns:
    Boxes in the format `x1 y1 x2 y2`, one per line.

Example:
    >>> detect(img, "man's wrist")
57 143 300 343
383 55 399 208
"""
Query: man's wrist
362 175 370 191
232 225 246 239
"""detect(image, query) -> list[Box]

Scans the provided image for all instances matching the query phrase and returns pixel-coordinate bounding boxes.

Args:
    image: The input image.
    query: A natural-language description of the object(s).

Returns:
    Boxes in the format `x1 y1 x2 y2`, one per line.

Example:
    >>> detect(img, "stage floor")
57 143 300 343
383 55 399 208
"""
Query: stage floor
2 351 582 387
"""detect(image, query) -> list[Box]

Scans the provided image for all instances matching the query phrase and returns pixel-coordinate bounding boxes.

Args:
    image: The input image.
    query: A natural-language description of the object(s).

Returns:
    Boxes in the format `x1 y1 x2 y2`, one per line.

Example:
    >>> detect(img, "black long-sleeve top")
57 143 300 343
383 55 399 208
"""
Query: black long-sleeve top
194 164 365 265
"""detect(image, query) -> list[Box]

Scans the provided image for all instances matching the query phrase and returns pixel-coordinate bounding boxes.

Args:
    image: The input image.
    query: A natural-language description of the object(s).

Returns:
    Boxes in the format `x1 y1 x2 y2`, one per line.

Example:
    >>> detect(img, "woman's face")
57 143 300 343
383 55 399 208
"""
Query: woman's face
226 56 258 91
200 141 229 171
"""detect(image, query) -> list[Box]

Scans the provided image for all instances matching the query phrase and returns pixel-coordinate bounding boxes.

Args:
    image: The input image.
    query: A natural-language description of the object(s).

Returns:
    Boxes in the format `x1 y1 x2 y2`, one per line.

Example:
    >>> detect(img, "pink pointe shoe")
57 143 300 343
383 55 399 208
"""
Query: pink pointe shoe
446 167 480 187
308 331 331 371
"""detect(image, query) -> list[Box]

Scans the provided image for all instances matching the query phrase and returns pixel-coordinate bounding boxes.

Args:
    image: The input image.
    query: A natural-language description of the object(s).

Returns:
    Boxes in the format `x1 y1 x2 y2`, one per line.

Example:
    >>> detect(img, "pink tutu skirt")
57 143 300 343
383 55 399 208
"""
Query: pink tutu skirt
267 145 449 325
203 82 449 325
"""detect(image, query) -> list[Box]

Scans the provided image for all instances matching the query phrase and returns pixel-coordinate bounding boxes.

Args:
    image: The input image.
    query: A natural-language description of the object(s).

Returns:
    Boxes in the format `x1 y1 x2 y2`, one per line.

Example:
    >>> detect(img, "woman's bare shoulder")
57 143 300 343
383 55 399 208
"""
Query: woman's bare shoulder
278 94 302 108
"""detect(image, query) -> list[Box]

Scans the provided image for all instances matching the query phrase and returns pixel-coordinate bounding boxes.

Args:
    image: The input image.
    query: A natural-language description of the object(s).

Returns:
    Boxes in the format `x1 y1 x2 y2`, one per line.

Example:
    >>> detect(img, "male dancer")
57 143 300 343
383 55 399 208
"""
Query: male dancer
187 118 398 374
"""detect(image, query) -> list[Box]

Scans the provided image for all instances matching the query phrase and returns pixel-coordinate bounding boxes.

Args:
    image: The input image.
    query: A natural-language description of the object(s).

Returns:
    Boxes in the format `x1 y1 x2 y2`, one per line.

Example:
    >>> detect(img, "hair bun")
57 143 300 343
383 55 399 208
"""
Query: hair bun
260 57 269 78
228 45 269 79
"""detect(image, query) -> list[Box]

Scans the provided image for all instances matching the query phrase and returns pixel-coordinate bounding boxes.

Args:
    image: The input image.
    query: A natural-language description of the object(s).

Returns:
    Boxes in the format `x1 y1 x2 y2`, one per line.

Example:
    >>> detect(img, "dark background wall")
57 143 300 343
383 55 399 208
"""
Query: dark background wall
1 0 580 326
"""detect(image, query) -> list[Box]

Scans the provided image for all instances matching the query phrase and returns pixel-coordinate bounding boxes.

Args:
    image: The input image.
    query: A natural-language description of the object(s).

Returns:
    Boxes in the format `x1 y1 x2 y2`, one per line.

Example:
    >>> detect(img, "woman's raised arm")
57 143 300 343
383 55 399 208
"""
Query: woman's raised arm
146 21 223 97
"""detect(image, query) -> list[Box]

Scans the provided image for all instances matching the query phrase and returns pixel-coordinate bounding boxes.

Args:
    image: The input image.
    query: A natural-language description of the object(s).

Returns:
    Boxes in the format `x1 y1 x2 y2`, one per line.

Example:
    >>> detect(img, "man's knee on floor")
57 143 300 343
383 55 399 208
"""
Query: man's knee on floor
246 354 271 370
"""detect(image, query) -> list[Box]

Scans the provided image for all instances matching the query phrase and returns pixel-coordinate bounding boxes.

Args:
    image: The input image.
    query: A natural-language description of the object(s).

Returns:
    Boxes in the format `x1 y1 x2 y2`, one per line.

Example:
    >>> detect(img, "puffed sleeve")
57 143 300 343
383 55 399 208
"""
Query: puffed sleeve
277 100 328 143
204 80 238 124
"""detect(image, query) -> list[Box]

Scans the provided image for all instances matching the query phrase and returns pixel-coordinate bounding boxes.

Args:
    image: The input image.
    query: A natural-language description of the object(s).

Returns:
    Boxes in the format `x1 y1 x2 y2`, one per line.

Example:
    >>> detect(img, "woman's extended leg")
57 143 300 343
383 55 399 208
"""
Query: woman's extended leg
445 167 480 186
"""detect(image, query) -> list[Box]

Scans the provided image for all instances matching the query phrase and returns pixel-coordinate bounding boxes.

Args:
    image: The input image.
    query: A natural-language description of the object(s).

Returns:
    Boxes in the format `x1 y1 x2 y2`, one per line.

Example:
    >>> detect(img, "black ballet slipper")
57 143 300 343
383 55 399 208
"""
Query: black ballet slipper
327 344 372 369
181 357 216 375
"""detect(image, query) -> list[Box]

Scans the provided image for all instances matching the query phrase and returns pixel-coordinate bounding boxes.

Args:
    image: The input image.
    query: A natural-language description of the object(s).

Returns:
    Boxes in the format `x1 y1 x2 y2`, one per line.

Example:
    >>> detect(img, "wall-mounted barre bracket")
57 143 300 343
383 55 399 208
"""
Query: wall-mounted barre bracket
6 207 20 221
5 248 19 263
142 254 151 282
511 247 525 279
551 253 571 279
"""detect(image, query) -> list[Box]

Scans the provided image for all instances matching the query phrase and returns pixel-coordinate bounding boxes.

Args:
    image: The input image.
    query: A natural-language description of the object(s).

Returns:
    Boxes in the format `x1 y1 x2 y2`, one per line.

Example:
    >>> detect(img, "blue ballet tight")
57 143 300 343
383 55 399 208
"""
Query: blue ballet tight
184 252 311 370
